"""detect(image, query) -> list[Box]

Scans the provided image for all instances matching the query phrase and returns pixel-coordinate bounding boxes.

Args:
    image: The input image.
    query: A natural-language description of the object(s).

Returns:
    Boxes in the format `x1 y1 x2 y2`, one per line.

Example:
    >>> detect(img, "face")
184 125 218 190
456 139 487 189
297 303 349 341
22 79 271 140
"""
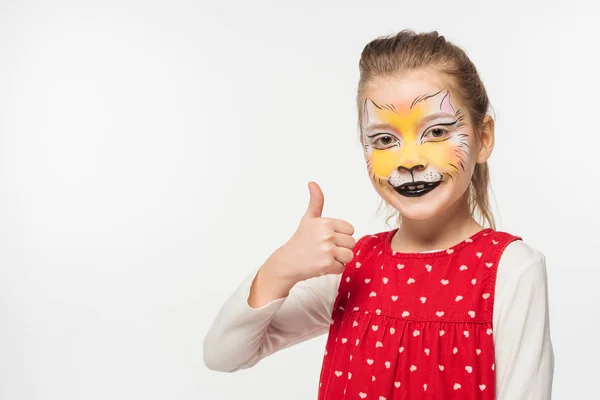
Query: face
361 71 484 221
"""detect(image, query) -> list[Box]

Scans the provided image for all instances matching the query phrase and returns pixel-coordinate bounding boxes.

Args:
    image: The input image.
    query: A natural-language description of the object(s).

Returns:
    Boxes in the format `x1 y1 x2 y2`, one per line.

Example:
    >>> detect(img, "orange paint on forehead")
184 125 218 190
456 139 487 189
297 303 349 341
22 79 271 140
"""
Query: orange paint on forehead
372 101 437 138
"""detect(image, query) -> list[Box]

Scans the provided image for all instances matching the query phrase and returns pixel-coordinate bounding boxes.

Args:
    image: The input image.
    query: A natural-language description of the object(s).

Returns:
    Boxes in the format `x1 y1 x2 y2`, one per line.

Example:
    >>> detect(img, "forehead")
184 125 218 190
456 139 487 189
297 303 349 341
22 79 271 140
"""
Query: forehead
364 70 459 113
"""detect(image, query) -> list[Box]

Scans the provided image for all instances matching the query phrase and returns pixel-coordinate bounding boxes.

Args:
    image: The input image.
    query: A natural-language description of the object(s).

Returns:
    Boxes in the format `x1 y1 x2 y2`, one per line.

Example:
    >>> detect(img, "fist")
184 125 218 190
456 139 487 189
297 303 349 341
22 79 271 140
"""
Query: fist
272 182 356 283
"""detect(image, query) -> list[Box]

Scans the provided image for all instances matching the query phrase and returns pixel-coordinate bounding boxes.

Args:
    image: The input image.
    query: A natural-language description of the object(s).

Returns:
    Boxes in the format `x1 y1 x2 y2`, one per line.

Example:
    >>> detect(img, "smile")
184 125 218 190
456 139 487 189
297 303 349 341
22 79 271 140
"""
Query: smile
393 181 442 197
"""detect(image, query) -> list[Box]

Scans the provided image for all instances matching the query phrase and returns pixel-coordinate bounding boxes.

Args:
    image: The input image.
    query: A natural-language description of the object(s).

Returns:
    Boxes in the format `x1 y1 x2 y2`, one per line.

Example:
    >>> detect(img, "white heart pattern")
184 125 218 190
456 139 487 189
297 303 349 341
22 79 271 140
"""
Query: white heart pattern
459 265 468 271
341 338 348 343
372 325 378 331
486 262 493 268
413 329 420 337
480 384 486 391
376 341 383 348
441 279 449 285
424 348 430 356
425 264 432 272
397 264 404 269
394 382 401 388
436 311 445 317
439 365 445 371
486 328 493 335
454 383 462 390
420 297 427 303
471 278 477 285
410 365 417 372
366 359 374 365
439 330 445 336
465 366 473 373
455 295 463 302
382 277 389 284
463 331 469 338
365 278 371 283
346 276 350 282
375 309 381 315
476 349 482 355
385 361 391 369
390 327 396 334
356 262 362 268
353 321 358 327
369 291 377 297
402 311 410 318
348 372 352 379
399 346 404 353
359 392 367 399
391 295 398 302
334 370 342 377
468 311 476 318
482 293 490 299
423 384 427 391
476 252 482 258
453 347 458 354
447 249 454 254
407 278 415 284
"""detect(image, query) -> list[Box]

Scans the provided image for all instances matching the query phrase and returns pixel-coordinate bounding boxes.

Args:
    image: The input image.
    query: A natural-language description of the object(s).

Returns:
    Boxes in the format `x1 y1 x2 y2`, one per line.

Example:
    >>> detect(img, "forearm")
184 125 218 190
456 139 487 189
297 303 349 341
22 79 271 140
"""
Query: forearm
247 253 297 309
203 270 338 372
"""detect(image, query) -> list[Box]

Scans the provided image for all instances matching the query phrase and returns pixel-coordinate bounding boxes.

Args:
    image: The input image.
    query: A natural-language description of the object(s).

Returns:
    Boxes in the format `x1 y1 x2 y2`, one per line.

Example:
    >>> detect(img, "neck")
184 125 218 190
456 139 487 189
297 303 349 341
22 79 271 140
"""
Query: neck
392 193 484 253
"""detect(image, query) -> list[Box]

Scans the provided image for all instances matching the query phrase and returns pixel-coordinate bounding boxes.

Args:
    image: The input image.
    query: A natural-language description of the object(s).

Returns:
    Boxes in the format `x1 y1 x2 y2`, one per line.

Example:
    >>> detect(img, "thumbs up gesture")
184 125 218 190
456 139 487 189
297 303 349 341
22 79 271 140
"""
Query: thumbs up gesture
248 182 357 308
270 182 357 283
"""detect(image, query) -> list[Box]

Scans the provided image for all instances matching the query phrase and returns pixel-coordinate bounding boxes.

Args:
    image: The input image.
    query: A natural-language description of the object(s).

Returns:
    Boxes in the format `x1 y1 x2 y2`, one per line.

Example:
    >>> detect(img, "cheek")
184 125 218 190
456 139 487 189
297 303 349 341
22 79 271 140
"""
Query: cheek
369 150 399 178
424 143 462 170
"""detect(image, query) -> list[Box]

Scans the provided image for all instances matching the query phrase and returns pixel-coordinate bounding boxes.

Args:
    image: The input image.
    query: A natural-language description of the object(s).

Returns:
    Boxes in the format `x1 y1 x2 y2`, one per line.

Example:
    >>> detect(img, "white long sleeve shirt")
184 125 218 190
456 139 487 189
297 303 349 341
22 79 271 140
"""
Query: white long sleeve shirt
203 239 554 399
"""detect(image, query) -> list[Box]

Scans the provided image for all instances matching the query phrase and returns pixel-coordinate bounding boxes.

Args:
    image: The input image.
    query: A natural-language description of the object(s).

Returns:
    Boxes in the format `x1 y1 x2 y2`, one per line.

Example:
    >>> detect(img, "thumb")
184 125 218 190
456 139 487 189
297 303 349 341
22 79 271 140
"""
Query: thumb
304 181 324 219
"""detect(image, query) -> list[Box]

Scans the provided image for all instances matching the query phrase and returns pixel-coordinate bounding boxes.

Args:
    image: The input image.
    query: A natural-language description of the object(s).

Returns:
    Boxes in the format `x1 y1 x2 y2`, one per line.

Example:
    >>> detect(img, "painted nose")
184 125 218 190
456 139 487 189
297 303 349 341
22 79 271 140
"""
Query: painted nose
397 165 426 174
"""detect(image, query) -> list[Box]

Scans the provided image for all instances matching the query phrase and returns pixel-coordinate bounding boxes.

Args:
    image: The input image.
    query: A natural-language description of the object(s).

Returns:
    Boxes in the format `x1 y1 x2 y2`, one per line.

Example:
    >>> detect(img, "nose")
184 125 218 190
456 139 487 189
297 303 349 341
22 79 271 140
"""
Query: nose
397 164 426 174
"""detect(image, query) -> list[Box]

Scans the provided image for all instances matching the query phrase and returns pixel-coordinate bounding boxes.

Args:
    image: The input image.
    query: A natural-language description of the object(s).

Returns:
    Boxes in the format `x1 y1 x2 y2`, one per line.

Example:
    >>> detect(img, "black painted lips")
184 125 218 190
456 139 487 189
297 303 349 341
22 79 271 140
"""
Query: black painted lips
393 180 442 197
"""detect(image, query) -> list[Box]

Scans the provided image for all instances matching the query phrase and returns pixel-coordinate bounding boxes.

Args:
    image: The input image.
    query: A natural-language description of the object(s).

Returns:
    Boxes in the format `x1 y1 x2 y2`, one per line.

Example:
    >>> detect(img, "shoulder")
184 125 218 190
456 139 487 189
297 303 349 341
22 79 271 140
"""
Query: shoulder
496 237 548 295
354 230 395 252
356 229 395 244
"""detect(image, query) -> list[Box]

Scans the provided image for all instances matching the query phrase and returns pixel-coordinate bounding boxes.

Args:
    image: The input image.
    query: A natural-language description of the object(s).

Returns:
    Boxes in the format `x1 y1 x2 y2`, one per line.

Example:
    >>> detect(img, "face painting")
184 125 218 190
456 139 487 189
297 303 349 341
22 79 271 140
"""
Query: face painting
361 90 470 198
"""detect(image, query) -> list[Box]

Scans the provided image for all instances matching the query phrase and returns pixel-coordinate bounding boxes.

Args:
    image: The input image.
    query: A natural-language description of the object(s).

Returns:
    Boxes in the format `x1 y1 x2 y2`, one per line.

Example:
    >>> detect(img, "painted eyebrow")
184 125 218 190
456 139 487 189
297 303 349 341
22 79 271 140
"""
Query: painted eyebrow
419 112 457 126
410 90 443 109
364 114 457 136
363 123 398 137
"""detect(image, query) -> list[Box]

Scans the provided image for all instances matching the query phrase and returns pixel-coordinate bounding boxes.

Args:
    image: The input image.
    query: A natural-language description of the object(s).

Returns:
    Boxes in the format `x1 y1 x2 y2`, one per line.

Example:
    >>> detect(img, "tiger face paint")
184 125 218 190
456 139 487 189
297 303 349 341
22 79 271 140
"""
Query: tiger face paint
362 90 470 198
360 72 482 221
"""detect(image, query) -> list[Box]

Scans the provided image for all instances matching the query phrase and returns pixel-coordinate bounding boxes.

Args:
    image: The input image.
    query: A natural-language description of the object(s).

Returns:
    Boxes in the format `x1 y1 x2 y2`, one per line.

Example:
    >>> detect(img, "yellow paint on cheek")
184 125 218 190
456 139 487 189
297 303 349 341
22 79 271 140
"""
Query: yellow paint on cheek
370 149 399 178
422 142 459 170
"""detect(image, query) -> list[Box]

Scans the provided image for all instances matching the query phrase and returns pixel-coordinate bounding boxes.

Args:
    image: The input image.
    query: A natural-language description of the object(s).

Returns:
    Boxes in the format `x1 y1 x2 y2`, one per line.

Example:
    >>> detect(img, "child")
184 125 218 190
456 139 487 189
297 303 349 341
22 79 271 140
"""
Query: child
203 30 554 399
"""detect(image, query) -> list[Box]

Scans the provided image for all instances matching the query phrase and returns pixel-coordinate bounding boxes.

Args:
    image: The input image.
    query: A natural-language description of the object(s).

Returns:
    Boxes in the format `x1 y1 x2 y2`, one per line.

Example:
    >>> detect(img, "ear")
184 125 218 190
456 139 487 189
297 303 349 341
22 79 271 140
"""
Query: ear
362 98 381 129
476 115 495 163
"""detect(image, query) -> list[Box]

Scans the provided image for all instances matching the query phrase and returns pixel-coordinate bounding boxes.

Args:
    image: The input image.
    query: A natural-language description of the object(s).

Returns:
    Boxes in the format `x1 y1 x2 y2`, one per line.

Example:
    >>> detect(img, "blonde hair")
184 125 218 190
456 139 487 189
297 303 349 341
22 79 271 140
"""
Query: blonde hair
357 29 495 229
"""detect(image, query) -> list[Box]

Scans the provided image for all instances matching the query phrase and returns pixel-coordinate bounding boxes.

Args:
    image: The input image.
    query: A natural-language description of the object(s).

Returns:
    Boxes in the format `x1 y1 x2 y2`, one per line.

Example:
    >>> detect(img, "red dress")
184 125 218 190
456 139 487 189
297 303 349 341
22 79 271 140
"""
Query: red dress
318 228 520 399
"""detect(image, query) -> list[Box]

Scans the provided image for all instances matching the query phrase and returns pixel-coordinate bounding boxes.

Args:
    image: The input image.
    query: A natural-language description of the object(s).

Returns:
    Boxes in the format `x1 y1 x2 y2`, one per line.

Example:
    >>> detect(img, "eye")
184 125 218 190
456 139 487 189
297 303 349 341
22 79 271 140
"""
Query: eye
423 127 450 142
372 134 399 149
430 128 445 137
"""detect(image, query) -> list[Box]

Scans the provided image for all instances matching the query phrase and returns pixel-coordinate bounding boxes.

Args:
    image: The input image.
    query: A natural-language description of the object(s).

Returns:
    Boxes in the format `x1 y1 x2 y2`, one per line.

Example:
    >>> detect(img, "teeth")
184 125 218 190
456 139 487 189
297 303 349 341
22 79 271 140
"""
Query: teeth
417 184 425 189
428 183 434 186
408 186 416 190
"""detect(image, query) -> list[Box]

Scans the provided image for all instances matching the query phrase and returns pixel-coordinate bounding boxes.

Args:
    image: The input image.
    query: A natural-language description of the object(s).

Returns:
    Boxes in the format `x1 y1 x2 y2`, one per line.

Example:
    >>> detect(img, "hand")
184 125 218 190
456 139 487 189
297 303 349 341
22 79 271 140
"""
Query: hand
267 181 356 284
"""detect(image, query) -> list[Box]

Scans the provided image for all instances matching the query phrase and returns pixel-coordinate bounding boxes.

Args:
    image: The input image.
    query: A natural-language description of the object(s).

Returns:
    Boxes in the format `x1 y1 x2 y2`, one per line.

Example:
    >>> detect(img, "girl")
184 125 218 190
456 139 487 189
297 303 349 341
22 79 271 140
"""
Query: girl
203 30 554 399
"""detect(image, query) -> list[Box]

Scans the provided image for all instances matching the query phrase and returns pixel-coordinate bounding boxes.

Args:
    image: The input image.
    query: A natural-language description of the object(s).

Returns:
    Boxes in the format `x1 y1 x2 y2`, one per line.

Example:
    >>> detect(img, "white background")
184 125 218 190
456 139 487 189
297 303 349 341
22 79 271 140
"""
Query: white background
0 0 598 399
